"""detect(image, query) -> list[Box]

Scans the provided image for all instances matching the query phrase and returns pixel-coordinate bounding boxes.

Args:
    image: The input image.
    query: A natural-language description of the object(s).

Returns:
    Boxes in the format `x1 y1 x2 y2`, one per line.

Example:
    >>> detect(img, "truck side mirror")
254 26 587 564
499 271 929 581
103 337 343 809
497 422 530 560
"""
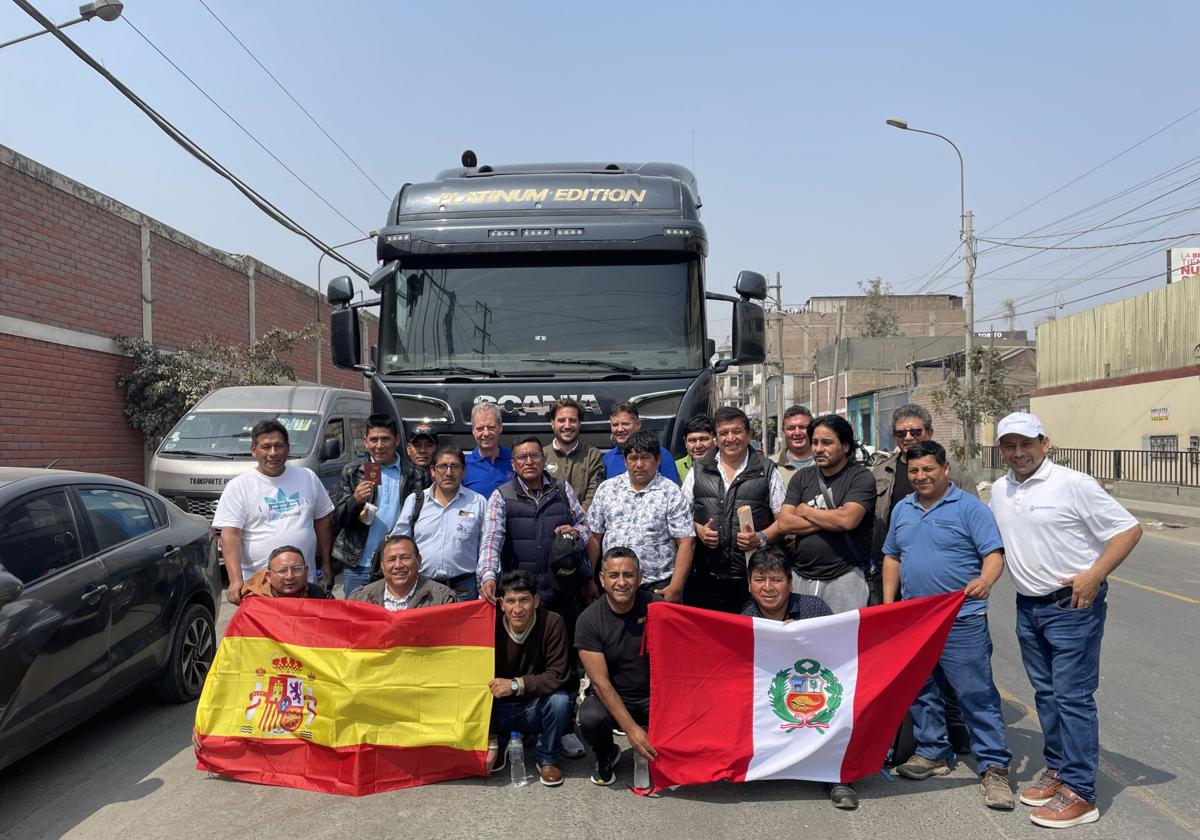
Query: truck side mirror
330 308 361 369
0 569 23 606
735 270 767 301
321 437 342 462
327 275 355 306
731 300 766 366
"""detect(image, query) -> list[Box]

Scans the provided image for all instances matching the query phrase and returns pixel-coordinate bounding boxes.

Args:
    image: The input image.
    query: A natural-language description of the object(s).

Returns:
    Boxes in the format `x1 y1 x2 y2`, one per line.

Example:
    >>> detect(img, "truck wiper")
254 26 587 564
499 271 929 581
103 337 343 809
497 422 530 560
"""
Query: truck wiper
521 357 641 375
391 365 501 378
161 449 240 459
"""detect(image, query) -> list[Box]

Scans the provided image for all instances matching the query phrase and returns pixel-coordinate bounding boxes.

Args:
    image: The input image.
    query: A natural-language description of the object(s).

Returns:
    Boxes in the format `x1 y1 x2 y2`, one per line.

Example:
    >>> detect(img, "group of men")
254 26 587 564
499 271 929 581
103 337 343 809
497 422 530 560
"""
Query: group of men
210 398 1140 829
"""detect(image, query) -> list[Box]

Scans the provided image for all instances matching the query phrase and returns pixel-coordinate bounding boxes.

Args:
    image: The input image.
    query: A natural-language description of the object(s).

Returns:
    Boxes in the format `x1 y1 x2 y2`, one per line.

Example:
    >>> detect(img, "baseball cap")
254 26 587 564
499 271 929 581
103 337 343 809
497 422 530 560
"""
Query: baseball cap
410 423 438 444
548 532 582 592
996 412 1044 440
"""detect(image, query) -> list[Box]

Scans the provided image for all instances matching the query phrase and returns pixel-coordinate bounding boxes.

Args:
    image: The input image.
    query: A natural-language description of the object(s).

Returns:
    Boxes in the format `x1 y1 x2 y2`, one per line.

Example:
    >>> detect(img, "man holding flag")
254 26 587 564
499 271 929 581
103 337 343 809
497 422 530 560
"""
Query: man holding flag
882 441 1014 811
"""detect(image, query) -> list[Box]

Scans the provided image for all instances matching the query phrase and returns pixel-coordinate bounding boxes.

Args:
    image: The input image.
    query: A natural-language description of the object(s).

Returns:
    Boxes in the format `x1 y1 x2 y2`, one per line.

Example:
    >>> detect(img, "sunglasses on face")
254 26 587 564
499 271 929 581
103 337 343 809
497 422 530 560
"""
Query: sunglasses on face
894 428 925 439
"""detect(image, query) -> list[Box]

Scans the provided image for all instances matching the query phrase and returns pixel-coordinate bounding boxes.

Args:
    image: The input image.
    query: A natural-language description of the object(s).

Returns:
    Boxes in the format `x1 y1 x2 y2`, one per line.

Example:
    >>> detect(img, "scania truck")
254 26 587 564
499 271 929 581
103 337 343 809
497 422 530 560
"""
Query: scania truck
326 155 766 456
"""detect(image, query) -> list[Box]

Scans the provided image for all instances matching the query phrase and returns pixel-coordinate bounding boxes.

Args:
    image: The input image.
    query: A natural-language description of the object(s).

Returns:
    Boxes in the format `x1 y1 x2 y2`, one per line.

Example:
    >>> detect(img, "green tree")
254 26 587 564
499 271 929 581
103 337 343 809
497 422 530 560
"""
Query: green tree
857 276 899 337
114 325 321 446
930 346 1017 460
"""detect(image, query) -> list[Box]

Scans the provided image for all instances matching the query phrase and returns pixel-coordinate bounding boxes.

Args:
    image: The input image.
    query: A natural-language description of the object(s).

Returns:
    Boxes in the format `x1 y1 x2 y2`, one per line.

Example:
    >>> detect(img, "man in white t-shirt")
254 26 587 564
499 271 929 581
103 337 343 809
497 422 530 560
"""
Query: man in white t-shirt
213 419 335 605
989 412 1141 830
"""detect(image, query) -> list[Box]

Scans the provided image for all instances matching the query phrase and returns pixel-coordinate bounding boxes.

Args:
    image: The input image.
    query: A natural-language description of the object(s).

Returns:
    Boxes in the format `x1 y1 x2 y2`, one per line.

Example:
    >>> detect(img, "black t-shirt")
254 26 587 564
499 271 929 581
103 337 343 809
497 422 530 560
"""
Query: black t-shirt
575 591 659 707
784 462 877 581
889 455 913 517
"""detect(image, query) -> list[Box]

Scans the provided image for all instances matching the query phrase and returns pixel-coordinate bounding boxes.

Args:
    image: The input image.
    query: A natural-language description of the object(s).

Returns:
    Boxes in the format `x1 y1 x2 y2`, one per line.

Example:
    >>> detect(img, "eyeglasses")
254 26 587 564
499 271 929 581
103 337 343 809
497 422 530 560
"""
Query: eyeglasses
269 564 307 576
513 453 543 463
432 463 465 474
893 428 926 439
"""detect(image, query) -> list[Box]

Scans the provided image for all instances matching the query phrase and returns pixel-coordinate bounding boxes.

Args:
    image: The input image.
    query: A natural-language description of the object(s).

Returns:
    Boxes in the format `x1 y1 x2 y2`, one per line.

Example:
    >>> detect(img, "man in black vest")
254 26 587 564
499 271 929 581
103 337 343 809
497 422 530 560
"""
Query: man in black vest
680 406 787 612
478 434 594 760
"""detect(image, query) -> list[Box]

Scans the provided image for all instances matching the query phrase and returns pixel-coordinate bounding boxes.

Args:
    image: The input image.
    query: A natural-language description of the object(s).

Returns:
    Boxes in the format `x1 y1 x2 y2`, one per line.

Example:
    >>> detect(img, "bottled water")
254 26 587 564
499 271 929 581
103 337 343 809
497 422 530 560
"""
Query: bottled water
633 751 650 789
508 731 528 787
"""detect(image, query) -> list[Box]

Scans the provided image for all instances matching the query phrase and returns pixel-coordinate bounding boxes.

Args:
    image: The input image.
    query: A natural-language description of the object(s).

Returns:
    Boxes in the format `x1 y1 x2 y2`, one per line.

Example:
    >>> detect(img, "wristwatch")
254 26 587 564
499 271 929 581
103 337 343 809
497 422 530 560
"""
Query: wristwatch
509 678 520 695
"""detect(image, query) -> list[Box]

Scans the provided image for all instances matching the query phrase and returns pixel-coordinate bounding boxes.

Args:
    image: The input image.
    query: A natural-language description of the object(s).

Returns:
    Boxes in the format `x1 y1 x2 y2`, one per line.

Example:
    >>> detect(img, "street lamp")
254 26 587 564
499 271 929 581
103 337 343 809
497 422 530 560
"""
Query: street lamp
887 117 977 458
1 1 123 50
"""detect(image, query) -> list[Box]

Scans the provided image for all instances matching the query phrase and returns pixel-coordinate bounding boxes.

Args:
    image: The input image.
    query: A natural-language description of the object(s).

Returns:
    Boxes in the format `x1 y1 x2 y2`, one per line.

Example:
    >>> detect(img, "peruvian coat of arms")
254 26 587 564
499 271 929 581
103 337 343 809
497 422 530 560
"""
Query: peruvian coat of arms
768 658 843 733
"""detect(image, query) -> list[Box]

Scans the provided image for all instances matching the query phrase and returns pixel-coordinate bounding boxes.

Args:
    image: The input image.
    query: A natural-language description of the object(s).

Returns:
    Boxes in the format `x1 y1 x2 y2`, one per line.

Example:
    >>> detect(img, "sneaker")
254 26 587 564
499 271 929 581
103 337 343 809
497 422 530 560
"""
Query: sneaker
1020 768 1063 806
1030 786 1100 828
591 746 617 786
538 763 564 787
826 782 859 810
561 733 586 759
981 767 1015 811
895 755 952 780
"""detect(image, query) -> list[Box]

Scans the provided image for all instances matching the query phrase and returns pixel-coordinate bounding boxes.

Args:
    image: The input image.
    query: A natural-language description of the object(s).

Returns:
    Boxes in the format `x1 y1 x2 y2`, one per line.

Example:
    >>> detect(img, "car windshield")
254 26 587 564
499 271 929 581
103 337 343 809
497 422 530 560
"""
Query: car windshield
157 412 319 458
378 254 705 375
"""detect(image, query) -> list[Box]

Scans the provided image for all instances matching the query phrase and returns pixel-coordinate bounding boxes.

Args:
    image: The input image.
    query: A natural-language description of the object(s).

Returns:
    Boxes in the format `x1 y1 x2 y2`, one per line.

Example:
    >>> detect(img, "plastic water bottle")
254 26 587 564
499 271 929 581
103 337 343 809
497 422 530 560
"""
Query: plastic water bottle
633 751 650 789
508 731 528 787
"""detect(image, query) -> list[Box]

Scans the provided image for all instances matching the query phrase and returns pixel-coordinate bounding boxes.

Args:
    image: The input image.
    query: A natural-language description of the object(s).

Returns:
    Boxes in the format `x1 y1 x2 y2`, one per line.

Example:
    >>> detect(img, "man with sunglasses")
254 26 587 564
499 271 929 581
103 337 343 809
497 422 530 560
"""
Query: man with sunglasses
392 445 487 601
871 404 978 567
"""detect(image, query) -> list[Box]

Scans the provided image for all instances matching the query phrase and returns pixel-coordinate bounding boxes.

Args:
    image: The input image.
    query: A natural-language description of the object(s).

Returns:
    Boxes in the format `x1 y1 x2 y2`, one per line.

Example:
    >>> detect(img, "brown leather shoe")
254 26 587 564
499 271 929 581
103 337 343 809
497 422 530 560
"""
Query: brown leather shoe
1020 768 1062 806
1030 786 1099 828
538 763 564 787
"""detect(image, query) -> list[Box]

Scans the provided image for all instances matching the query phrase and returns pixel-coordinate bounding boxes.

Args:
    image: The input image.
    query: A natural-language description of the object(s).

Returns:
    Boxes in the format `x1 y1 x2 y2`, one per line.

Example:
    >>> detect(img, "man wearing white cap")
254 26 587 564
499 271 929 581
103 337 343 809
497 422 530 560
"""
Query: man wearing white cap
990 412 1142 829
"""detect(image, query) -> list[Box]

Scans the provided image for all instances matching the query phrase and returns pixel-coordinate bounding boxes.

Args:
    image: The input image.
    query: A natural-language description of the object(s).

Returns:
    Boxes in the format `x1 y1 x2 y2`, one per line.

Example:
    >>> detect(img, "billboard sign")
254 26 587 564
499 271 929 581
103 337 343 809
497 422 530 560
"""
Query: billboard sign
1166 247 1200 284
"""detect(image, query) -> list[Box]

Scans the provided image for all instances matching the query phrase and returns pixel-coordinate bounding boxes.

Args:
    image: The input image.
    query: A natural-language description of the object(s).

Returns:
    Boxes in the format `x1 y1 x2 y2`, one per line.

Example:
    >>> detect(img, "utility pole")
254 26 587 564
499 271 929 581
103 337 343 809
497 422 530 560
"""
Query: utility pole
759 346 770 453
774 272 785 452
963 209 977 459
830 305 845 414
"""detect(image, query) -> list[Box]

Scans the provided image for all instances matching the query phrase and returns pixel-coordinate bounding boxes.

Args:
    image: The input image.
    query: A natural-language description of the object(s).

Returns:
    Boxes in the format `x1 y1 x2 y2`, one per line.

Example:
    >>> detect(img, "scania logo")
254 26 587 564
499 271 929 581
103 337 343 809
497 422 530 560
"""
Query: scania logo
474 394 602 417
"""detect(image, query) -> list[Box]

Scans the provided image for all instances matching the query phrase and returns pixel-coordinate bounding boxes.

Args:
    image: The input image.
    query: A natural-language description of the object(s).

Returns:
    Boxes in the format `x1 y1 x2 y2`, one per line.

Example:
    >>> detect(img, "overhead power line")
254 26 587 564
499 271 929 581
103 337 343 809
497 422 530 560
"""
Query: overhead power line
977 231 1200 251
12 0 369 281
122 14 368 237
195 0 391 202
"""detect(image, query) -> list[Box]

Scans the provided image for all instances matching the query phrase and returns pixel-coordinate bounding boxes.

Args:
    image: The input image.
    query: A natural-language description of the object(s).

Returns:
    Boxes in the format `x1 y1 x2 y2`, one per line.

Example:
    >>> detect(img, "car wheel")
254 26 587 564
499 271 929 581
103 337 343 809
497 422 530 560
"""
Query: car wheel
157 602 216 703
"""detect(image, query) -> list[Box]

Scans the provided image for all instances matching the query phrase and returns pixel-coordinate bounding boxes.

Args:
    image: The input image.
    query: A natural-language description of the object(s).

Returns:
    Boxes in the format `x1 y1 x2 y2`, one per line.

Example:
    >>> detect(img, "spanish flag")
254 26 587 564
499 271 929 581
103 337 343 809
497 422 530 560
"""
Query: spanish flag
194 597 494 796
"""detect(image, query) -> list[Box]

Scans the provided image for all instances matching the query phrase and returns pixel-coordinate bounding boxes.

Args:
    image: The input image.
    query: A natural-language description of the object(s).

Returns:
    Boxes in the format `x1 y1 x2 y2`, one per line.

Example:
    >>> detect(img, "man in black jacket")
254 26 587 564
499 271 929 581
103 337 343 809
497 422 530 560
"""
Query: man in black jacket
332 417 435 595
680 406 787 613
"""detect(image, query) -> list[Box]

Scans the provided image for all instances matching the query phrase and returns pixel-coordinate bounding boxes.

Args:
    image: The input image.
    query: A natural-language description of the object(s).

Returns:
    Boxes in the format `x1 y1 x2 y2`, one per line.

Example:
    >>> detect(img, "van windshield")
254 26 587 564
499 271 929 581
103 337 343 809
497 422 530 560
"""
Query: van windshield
158 412 320 458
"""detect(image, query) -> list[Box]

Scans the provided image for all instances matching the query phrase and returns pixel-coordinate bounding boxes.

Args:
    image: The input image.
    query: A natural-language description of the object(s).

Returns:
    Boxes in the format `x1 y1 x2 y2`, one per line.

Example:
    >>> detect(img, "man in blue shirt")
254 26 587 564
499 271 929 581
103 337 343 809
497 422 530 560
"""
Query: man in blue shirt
393 445 487 601
464 402 514 499
601 401 680 484
882 440 1014 811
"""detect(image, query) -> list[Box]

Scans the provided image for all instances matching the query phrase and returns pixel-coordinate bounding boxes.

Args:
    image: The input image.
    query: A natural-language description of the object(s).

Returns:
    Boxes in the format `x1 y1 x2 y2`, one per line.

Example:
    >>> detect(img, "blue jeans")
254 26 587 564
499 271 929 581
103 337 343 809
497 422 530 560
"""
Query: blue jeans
911 613 1011 773
1015 584 1107 803
341 564 372 597
445 575 478 602
491 692 572 766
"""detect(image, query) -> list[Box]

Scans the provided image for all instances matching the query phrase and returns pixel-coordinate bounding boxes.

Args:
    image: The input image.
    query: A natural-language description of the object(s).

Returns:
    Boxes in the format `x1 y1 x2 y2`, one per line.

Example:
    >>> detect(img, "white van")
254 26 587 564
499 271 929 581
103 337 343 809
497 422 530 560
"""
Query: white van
148 385 370 522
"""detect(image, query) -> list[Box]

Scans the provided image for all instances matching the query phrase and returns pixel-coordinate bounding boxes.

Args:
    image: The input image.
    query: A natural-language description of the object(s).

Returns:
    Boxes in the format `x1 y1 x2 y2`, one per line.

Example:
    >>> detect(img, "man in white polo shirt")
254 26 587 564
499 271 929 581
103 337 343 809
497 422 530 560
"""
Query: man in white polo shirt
990 412 1142 830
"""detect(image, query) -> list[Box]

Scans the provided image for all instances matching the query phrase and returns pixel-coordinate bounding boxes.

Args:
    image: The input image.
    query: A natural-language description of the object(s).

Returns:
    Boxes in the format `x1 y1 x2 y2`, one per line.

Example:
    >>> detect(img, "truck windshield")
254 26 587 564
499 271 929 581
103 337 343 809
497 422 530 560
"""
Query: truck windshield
379 255 704 375
157 412 320 458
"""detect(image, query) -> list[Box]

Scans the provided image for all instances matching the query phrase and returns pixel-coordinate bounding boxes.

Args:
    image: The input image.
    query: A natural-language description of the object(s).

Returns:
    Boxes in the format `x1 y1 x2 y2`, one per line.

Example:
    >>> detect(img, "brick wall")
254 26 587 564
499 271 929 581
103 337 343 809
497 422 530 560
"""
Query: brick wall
1 145 371 482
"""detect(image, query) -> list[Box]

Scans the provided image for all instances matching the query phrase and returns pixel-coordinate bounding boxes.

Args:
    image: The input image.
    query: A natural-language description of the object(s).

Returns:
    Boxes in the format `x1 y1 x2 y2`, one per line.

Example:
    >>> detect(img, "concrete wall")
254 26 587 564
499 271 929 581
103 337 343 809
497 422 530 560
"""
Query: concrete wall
1031 374 1200 452
0 144 374 483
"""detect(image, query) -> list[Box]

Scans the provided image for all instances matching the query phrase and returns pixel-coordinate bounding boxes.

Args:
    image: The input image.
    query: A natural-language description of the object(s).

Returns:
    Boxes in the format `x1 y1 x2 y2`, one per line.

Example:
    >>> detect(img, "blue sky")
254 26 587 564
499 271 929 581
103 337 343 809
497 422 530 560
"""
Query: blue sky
3 0 1198 340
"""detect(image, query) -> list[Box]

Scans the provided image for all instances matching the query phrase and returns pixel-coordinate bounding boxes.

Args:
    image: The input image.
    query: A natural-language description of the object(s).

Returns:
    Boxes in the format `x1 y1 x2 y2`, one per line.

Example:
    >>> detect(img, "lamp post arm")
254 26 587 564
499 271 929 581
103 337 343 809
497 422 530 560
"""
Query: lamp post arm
901 126 965 236
0 14 87 50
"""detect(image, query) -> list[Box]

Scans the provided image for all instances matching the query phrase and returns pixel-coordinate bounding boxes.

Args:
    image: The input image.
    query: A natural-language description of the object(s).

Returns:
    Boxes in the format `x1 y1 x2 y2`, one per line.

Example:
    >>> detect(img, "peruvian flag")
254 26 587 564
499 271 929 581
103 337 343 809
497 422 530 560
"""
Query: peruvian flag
646 591 964 790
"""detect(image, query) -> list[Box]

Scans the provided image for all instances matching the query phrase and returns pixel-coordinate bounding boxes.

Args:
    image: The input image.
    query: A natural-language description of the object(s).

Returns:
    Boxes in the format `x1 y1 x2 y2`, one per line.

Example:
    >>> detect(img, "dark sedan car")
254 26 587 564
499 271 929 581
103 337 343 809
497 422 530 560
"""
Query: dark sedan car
0 468 221 770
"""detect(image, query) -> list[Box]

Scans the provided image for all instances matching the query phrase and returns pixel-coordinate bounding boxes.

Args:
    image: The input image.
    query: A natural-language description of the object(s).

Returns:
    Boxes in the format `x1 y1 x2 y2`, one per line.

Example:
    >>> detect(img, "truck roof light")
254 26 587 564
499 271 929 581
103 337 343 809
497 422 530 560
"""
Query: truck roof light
664 227 691 236
488 229 518 237
555 228 584 236
522 228 552 237
385 233 411 243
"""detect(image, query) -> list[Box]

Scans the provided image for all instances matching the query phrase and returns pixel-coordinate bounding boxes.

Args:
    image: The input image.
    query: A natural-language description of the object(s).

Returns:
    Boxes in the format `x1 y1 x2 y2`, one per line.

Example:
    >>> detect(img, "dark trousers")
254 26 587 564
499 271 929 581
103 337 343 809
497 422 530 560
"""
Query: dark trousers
578 693 649 756
685 573 749 613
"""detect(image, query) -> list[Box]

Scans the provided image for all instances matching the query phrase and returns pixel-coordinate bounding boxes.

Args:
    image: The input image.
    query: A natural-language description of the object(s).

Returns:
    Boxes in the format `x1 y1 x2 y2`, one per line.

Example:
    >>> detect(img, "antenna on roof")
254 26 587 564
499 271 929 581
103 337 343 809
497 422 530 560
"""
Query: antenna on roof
461 149 478 168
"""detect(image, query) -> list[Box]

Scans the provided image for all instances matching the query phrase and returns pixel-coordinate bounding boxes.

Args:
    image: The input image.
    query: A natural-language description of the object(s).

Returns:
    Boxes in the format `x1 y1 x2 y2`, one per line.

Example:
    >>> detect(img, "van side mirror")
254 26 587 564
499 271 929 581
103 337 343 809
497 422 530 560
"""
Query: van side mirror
327 275 355 307
321 437 342 462
735 270 768 301
0 569 23 606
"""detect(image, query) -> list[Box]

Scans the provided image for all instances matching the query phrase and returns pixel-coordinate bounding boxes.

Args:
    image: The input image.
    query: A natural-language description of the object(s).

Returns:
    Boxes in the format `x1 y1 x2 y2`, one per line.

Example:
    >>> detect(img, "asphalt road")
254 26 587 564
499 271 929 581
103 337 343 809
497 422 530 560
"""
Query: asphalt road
1 531 1197 840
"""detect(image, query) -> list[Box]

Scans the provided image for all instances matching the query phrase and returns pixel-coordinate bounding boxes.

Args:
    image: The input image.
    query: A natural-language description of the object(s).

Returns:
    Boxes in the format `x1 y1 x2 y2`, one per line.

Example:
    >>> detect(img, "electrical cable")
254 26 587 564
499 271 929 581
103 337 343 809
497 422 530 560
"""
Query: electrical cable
11 0 371 281
195 0 391 202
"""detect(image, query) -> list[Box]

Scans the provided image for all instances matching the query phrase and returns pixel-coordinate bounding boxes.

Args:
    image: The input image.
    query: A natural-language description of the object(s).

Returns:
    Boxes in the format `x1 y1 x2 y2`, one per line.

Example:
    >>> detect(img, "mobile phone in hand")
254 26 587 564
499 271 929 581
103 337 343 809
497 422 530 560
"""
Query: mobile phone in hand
363 462 381 485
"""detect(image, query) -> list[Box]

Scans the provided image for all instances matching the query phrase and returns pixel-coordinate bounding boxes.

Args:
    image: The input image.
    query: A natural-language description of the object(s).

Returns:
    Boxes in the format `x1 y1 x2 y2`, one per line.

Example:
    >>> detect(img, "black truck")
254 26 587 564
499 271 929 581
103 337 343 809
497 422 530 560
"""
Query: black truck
327 155 765 456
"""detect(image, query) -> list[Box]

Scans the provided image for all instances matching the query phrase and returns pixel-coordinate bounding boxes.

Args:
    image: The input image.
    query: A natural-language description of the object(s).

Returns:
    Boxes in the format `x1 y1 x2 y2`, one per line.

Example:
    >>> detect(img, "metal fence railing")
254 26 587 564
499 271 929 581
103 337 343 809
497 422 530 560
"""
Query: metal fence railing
981 446 1200 488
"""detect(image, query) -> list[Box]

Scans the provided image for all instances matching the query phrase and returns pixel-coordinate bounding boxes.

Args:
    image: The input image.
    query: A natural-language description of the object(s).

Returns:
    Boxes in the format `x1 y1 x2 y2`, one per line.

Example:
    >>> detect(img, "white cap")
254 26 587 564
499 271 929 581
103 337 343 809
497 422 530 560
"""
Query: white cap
996 412 1044 440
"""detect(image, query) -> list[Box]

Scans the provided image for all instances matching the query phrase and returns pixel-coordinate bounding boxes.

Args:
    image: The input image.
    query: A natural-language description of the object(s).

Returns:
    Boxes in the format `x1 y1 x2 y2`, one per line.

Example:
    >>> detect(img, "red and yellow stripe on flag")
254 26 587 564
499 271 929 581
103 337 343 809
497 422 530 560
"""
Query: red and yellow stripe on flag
194 597 494 796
